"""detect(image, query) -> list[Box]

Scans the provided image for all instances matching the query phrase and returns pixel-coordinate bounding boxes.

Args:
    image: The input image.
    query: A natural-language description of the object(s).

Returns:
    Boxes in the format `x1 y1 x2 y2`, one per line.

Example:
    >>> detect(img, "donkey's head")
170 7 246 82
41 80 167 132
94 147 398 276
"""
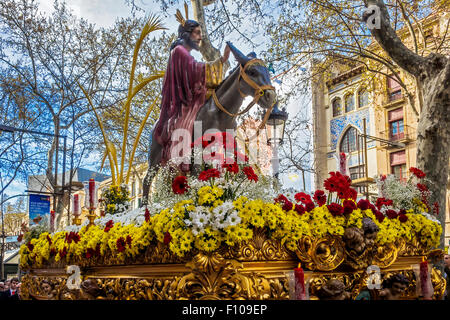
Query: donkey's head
227 41 276 110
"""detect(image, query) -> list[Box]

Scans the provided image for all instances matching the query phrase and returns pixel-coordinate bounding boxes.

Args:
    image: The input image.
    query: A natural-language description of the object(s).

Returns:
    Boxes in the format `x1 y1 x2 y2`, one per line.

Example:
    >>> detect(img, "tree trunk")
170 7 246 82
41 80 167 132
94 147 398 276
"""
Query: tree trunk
190 0 230 72
416 56 450 247
364 0 450 248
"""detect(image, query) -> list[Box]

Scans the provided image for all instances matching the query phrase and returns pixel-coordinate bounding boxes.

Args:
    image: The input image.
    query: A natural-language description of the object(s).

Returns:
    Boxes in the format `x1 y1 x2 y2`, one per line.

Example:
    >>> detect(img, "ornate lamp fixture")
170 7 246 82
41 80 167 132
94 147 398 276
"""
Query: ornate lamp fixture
265 102 288 146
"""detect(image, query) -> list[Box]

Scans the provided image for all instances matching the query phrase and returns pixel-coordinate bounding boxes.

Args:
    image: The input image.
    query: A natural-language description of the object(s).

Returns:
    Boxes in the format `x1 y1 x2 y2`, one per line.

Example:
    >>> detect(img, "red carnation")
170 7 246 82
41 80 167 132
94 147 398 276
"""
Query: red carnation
374 210 385 223
223 162 239 174
198 168 221 181
26 241 34 252
409 167 426 178
274 194 289 204
65 231 81 244
116 237 126 252
417 183 428 193
313 190 327 206
375 197 393 210
85 248 95 259
282 201 294 211
242 166 258 182
324 172 351 193
172 176 190 194
145 207 150 222
357 199 370 211
304 201 315 212
386 209 398 219
104 220 114 233
59 247 67 258
327 203 344 216
398 214 408 223
274 194 293 211
433 202 439 216
343 200 357 215
346 188 358 201
295 204 306 215
163 232 172 245
295 192 312 204
126 235 132 247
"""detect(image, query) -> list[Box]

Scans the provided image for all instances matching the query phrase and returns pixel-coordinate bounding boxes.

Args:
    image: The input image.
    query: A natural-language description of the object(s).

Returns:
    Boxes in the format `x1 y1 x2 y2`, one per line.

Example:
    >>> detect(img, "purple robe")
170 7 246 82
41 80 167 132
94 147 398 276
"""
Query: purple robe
154 45 207 168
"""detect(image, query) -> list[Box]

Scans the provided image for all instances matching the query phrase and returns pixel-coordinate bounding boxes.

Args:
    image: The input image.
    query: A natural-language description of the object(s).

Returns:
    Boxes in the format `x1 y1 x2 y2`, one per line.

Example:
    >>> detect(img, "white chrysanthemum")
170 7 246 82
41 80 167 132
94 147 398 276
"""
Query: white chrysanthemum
225 211 241 226
421 212 441 224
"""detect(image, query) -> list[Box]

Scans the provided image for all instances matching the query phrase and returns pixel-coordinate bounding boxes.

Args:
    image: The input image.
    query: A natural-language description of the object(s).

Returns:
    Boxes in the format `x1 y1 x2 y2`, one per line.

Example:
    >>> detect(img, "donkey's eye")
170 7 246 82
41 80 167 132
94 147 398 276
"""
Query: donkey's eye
247 69 256 77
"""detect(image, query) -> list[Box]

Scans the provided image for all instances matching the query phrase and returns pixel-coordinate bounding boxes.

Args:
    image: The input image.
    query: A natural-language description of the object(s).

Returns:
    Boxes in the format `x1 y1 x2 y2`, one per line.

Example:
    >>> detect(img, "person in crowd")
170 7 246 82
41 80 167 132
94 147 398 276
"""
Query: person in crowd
0 281 5 292
0 277 20 300
444 250 450 300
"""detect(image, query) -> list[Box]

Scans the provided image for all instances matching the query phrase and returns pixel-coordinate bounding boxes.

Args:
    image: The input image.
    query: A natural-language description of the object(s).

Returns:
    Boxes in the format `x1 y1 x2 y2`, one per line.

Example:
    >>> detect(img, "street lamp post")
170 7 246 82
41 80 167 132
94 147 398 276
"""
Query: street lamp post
265 103 288 182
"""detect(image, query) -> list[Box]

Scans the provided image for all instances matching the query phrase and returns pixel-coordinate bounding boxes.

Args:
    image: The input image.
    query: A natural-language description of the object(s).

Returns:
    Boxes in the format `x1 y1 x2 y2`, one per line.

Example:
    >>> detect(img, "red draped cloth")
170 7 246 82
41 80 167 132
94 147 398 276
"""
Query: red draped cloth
154 45 207 169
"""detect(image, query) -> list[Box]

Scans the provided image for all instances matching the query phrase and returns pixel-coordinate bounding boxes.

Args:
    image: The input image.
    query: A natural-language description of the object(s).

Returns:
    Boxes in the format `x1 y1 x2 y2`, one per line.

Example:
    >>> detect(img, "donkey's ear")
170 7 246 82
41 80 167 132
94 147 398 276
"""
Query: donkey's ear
227 41 251 66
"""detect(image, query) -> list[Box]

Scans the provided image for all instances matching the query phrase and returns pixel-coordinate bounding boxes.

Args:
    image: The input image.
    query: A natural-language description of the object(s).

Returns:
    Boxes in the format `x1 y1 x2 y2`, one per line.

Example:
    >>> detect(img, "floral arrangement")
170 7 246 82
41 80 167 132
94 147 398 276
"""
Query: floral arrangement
19 132 442 270
100 184 131 215
375 167 439 216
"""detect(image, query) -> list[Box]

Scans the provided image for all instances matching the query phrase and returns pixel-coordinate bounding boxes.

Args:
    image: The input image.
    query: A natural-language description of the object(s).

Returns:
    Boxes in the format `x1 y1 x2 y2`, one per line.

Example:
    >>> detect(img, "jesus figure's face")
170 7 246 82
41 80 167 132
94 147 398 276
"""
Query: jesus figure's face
188 26 202 50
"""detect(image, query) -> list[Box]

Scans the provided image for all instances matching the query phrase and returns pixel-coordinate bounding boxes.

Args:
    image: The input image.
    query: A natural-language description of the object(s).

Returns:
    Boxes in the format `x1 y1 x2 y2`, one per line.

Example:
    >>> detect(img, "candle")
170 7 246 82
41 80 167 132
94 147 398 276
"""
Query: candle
89 178 95 209
294 263 306 300
73 194 80 216
419 257 430 298
50 210 55 232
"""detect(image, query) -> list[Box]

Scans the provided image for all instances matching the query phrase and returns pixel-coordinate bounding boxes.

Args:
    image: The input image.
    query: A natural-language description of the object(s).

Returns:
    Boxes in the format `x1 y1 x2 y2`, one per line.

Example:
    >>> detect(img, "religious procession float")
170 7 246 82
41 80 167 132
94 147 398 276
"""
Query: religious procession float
17 6 447 300
18 131 446 300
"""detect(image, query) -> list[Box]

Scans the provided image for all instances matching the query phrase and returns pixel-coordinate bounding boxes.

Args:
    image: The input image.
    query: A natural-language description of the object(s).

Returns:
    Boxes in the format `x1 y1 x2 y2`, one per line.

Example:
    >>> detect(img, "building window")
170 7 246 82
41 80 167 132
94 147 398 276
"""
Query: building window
340 127 359 153
387 76 402 102
345 93 354 113
390 150 406 182
358 88 369 108
349 165 365 181
131 181 135 197
332 98 342 117
388 108 404 141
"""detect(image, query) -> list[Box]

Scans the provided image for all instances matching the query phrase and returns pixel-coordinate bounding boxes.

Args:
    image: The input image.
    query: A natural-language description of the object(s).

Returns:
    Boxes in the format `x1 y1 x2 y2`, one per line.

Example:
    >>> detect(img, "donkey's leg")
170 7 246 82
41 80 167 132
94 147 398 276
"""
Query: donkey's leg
142 140 162 207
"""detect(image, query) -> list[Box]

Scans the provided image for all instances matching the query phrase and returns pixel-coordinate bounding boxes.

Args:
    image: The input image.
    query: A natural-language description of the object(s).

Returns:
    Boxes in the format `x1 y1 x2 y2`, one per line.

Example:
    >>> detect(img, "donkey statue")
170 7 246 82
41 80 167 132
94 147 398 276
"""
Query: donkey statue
141 42 277 205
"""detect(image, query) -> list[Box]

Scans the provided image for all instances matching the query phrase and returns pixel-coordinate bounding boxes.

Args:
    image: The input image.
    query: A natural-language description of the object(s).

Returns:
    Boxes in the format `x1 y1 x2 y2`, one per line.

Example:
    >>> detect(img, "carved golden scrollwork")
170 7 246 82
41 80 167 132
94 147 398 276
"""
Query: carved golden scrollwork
372 242 399 269
296 235 345 271
224 228 295 261
398 238 427 256
171 252 247 299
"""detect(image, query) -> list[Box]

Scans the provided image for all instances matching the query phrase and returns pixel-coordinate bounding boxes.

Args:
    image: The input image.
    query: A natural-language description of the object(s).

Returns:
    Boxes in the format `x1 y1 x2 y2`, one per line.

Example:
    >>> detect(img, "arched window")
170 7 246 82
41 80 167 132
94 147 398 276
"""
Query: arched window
332 98 342 117
340 127 359 153
345 93 354 113
358 88 369 108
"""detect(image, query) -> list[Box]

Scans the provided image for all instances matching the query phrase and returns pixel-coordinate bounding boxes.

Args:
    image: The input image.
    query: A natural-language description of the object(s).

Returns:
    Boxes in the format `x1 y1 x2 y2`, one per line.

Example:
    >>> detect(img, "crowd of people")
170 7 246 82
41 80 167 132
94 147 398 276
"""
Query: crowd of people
0 278 21 300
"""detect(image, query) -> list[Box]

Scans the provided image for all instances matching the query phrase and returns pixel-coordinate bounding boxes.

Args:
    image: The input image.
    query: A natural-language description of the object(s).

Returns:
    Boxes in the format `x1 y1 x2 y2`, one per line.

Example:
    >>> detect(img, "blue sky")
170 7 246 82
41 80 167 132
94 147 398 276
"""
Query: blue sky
4 0 312 200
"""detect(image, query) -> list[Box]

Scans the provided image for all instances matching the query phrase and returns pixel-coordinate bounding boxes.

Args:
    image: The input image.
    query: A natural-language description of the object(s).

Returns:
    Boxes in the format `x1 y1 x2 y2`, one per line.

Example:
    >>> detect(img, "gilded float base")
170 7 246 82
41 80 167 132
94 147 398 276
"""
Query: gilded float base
20 254 446 300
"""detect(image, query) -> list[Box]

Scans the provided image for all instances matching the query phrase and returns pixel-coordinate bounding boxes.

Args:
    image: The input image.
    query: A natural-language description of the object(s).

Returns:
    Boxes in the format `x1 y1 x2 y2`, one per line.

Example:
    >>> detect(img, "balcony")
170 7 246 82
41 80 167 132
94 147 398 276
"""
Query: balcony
379 125 416 149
